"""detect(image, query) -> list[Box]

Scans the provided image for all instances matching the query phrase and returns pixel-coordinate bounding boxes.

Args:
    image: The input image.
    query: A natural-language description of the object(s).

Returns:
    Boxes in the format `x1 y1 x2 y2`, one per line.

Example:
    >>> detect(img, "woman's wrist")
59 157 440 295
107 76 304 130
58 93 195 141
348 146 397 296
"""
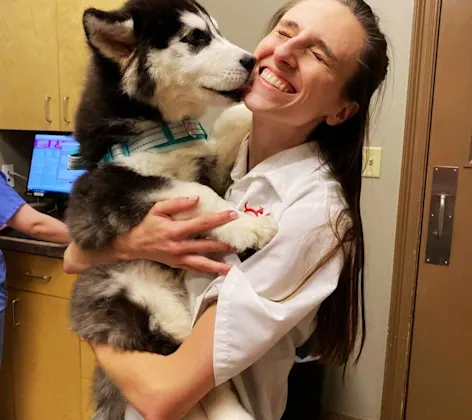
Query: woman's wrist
113 234 136 261
64 241 123 274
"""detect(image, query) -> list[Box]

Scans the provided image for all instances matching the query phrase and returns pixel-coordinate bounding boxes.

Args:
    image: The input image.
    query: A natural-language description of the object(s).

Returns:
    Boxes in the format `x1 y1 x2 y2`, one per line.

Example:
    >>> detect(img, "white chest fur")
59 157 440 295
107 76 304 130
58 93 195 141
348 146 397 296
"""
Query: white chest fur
115 142 213 181
111 261 194 342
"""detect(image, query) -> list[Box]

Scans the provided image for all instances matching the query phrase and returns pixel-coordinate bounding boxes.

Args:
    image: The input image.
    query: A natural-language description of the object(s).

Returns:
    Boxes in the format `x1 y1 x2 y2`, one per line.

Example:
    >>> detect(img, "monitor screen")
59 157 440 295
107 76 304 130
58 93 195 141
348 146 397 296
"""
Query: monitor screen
26 134 85 196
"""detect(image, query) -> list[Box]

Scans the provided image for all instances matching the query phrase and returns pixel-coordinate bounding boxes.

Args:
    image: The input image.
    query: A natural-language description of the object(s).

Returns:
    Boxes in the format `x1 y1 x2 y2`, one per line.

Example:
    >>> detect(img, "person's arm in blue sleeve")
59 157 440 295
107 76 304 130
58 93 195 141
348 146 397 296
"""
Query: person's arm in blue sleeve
0 172 69 244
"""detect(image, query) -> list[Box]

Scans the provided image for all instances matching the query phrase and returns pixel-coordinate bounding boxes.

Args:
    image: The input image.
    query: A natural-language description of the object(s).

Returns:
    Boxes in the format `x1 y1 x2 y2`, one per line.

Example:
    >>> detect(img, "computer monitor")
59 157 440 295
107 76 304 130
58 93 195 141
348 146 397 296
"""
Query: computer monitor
26 133 86 197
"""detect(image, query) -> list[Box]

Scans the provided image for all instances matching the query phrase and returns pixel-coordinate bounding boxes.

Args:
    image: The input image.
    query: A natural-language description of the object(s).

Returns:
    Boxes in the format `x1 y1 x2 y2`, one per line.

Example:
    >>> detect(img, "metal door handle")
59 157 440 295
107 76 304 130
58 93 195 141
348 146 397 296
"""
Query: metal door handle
12 298 20 327
25 272 51 283
63 96 71 123
45 96 52 123
425 166 459 265
436 194 446 238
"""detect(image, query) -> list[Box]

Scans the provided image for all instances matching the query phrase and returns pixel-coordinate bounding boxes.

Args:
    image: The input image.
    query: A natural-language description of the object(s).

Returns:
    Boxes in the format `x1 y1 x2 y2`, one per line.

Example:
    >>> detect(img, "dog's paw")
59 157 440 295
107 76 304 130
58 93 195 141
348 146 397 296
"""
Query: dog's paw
212 214 278 253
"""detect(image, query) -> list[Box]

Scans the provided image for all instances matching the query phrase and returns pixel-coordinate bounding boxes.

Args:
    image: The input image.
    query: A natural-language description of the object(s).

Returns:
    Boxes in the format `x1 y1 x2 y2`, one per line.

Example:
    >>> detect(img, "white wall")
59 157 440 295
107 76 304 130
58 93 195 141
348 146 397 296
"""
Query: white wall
199 1 415 419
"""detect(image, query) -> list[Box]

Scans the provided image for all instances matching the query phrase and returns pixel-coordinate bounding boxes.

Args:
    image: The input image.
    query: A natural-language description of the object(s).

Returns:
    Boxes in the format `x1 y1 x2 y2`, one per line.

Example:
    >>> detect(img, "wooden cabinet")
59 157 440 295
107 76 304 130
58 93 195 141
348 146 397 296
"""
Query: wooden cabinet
4 250 76 299
10 289 82 420
57 0 123 131
0 0 60 130
0 251 96 420
0 0 122 131
81 379 94 420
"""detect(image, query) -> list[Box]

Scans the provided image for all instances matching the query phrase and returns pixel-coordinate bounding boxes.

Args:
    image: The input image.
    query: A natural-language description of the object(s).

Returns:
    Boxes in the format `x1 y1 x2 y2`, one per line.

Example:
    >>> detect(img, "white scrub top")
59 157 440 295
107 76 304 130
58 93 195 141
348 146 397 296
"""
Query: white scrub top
126 132 347 420
189 135 346 420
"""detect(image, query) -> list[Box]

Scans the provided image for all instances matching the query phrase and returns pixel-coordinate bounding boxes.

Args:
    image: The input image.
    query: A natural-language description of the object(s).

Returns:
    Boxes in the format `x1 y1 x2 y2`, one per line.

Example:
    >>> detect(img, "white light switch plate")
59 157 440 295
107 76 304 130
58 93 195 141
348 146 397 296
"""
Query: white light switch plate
1 164 14 187
362 147 382 178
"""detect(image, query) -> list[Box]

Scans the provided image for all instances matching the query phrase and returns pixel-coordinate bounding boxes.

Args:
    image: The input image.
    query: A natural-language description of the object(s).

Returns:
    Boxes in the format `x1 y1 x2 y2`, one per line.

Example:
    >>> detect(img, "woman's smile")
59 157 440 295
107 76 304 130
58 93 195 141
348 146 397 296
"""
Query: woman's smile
258 67 297 93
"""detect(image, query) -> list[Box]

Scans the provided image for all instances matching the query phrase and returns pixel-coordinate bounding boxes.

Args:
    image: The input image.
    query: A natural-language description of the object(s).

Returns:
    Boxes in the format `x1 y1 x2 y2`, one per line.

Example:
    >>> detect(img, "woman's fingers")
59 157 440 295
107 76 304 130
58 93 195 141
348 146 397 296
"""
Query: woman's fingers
172 211 238 239
150 197 200 216
174 239 234 255
179 254 232 275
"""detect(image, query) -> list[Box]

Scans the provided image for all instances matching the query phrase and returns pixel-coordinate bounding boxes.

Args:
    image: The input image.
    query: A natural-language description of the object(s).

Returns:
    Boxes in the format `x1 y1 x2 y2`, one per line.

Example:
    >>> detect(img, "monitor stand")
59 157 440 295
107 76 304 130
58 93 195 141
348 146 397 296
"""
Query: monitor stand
29 197 68 220
29 201 52 212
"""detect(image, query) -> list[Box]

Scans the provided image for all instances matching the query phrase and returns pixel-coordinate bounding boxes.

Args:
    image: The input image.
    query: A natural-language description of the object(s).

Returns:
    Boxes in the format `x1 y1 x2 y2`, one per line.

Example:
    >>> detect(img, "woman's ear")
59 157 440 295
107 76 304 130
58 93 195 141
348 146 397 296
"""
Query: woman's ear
326 101 359 126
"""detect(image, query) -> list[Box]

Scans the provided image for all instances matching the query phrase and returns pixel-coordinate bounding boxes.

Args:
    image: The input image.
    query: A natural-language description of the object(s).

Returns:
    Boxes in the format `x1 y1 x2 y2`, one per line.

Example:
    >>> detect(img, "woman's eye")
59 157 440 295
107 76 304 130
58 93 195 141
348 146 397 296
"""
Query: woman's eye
277 30 291 38
311 50 325 63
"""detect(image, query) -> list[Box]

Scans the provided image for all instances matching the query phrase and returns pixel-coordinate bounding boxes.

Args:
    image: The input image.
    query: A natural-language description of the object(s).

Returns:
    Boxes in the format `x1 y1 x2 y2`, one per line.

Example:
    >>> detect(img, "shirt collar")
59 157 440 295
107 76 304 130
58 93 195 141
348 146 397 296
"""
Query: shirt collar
230 133 330 201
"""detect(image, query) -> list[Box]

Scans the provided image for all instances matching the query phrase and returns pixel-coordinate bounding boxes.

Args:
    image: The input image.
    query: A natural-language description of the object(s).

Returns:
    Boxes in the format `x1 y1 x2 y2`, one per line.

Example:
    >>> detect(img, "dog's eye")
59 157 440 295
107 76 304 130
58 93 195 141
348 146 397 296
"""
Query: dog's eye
181 29 211 47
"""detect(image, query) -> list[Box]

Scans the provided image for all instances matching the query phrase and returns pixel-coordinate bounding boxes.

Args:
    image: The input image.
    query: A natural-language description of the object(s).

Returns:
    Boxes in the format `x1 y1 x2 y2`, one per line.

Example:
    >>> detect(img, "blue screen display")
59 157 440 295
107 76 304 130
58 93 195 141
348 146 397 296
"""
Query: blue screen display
27 134 85 196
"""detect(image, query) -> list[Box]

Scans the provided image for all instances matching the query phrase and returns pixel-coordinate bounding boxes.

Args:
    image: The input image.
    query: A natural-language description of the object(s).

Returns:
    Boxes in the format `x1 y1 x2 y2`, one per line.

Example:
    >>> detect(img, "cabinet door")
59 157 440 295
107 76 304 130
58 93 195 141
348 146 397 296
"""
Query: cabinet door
81 378 94 420
11 290 81 420
0 291 15 420
57 0 123 131
0 0 60 130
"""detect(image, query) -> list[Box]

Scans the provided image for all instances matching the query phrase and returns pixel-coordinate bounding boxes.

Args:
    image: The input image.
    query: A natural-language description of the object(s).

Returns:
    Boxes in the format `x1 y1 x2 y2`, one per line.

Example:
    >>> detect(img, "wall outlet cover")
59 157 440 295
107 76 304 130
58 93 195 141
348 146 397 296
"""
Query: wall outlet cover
362 147 382 178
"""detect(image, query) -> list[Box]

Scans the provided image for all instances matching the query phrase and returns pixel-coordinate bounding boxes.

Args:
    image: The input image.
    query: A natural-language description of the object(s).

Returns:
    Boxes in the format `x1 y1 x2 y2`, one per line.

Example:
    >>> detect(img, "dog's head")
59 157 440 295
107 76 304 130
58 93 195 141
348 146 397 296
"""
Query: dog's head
83 0 255 121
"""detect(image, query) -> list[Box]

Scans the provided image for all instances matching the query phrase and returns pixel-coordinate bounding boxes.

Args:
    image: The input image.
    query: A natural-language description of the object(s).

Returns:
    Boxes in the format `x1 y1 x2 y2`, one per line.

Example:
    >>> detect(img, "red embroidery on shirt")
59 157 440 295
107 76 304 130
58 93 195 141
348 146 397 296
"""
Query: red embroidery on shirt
243 202 269 217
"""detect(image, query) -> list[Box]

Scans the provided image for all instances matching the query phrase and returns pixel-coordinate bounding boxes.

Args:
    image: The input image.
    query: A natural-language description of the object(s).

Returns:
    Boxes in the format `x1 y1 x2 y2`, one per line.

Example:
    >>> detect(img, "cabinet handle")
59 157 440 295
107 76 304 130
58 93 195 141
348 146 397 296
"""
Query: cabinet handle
45 96 52 123
63 96 71 123
12 298 20 327
25 272 51 283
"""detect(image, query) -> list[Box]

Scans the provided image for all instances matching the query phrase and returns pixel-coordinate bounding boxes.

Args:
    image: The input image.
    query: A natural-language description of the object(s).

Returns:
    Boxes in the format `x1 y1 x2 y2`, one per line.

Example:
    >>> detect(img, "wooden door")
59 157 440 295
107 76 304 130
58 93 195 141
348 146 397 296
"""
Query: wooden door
57 0 123 131
0 0 60 130
11 290 81 420
405 0 472 418
0 291 15 420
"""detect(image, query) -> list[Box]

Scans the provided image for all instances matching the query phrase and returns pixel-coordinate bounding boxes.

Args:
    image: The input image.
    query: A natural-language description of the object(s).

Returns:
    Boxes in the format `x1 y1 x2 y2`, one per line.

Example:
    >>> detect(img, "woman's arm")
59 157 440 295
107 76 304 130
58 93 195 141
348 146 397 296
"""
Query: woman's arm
90 194 344 419
63 197 234 275
93 305 217 420
8 204 70 244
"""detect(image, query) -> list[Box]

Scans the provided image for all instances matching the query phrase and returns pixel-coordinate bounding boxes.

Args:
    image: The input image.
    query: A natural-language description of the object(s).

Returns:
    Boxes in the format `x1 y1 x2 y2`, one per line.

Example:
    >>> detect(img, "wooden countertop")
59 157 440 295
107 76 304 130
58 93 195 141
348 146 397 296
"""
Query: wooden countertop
0 235 66 259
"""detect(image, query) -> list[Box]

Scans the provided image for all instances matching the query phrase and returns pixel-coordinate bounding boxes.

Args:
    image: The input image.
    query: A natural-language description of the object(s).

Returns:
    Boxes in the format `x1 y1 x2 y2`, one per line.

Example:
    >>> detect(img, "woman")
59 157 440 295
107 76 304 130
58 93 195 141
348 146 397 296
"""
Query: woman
64 0 389 418
0 172 70 366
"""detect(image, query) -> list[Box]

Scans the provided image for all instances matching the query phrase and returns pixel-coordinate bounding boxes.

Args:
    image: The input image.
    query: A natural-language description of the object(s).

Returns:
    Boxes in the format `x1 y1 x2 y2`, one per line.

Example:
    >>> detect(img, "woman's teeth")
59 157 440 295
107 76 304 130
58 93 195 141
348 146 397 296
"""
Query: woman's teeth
260 68 292 93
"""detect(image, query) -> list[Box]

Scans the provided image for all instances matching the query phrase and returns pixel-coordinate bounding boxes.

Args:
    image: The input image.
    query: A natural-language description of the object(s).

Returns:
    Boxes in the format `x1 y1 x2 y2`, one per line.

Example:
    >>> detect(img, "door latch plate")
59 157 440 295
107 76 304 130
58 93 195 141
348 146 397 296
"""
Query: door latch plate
425 166 459 266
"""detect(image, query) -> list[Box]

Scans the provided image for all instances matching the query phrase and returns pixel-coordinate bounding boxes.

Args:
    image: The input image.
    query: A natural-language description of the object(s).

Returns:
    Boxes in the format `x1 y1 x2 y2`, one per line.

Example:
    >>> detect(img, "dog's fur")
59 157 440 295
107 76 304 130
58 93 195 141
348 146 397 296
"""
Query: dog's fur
66 1 277 419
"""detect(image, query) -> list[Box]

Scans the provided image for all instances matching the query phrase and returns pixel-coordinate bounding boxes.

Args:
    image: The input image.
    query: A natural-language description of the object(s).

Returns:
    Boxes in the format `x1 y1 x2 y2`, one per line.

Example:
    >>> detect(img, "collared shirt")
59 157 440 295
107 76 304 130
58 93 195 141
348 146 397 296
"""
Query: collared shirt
188 135 347 420
125 132 347 420
0 172 26 313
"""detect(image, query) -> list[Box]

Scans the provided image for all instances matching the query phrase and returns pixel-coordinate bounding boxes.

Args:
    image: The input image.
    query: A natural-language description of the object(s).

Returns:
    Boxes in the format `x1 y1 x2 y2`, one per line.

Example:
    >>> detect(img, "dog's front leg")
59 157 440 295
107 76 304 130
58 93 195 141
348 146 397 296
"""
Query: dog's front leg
151 180 278 253
67 165 169 250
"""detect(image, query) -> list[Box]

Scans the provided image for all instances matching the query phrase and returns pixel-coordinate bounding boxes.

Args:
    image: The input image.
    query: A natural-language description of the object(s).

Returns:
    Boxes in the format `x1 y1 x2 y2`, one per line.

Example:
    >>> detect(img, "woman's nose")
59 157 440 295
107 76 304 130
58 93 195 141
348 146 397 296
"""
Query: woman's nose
273 42 298 69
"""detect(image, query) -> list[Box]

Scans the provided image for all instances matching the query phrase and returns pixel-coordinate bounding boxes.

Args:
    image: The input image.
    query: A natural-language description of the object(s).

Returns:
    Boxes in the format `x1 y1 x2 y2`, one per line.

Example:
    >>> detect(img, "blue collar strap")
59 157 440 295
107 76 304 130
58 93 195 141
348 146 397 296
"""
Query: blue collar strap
68 118 207 169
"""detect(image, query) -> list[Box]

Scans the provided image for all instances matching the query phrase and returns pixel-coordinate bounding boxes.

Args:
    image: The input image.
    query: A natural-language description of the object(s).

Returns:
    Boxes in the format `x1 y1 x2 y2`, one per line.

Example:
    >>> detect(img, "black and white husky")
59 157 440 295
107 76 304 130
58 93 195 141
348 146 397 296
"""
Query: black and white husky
66 0 277 419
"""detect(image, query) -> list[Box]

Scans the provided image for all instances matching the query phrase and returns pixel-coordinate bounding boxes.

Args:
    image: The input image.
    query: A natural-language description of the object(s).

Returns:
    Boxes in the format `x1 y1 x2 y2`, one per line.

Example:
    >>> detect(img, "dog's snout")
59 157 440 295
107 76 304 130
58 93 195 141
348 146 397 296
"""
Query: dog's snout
240 55 256 72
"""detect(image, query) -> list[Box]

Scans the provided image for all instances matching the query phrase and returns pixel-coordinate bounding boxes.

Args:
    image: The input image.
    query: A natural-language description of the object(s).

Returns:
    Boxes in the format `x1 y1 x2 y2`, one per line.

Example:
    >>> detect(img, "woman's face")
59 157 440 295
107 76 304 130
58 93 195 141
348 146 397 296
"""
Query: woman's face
245 0 365 129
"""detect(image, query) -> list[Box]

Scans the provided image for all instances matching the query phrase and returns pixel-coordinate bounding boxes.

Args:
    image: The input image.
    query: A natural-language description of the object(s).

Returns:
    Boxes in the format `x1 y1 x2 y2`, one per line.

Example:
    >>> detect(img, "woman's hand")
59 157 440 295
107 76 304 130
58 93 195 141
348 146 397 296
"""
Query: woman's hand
64 196 236 275
115 196 236 274
114 197 237 274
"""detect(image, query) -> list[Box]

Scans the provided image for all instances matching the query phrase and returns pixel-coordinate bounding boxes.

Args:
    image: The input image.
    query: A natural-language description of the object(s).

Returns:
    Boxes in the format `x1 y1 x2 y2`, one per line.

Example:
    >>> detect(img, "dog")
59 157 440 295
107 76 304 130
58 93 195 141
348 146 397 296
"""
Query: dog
66 0 278 419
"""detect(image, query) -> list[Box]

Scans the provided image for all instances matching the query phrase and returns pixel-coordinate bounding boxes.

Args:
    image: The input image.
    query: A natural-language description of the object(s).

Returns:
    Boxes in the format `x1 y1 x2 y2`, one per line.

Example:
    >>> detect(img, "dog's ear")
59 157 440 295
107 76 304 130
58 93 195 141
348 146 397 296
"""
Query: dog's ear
83 8 136 62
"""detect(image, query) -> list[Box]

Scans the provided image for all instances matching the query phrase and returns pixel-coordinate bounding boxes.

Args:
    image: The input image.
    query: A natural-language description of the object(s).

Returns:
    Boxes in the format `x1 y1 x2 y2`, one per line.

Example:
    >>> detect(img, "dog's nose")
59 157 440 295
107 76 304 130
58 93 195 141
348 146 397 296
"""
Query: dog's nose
240 55 256 72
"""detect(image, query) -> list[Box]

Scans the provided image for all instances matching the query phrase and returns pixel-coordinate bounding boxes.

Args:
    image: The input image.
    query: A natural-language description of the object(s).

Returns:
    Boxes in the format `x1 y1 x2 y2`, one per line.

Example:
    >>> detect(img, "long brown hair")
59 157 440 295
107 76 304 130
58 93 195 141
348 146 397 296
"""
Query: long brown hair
266 0 389 366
